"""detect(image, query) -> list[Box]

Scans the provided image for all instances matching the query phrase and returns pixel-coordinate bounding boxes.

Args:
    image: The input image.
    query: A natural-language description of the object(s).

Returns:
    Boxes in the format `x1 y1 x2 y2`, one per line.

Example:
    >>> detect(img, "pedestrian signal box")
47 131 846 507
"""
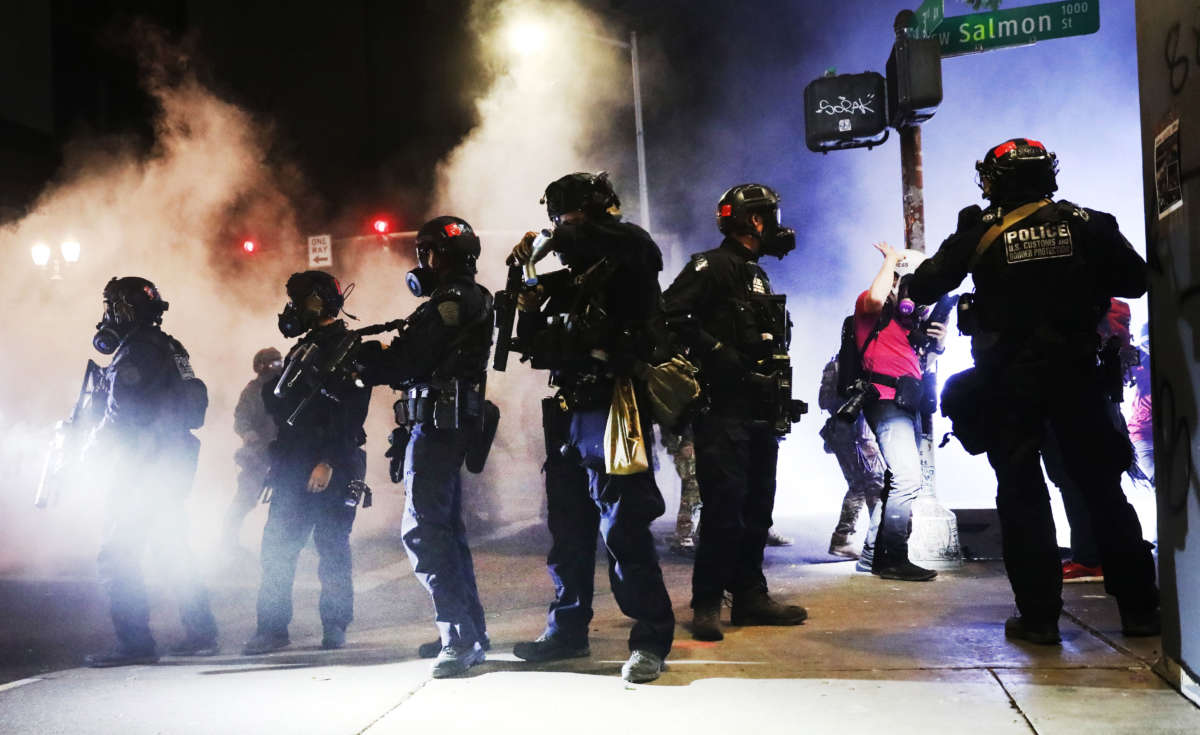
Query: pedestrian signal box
803 72 889 152
887 36 942 128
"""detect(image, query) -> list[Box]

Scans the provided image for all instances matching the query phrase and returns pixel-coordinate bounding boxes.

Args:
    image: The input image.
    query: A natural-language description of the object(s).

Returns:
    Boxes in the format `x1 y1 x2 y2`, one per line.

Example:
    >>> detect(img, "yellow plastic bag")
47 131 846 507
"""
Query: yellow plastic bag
604 377 650 476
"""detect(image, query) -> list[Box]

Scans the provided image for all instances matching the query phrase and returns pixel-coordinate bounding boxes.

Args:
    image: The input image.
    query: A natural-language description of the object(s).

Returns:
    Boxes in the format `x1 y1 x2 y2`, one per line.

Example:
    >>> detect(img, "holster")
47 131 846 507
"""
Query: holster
464 400 500 474
542 396 572 460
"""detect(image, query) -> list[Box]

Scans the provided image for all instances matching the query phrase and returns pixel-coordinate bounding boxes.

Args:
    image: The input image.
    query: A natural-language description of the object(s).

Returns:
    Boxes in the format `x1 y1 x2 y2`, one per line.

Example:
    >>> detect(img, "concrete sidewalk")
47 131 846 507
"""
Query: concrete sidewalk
1 550 1195 735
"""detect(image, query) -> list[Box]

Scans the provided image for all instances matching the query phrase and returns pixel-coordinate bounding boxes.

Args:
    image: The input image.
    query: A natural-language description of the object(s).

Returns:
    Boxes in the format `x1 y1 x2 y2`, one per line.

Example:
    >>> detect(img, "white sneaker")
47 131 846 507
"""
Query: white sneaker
621 650 666 683
431 643 485 679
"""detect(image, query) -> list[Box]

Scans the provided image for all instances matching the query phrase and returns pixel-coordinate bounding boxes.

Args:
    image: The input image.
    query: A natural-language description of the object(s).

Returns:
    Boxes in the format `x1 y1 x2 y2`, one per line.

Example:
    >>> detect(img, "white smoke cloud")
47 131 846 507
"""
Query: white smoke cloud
0 26 305 575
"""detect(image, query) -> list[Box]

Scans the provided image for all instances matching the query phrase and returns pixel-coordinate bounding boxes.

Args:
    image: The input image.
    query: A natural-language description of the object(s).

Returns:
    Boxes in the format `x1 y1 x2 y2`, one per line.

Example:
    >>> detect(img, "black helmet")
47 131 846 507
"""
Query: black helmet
252 347 283 374
975 137 1059 202
407 215 481 297
102 276 169 325
278 270 344 337
541 171 620 224
415 215 481 271
717 183 782 237
285 270 344 317
716 183 796 258
93 276 169 354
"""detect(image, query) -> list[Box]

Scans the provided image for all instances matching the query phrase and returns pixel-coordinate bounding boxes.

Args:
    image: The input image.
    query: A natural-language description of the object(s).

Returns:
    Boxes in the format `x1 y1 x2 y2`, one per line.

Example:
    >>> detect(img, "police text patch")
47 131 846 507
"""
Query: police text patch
1004 221 1073 264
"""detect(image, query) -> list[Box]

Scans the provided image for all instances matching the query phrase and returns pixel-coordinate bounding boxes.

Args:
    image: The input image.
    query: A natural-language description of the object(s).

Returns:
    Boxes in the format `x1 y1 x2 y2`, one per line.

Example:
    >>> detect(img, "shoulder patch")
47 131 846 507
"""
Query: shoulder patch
692 255 708 272
437 300 461 326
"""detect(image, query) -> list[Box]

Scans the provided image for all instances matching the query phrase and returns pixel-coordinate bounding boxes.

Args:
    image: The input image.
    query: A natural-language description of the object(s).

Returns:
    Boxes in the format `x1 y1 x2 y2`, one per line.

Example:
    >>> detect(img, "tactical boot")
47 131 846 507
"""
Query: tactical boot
167 636 219 657
691 603 723 641
1120 606 1161 637
730 592 808 626
1004 616 1061 645
321 626 346 650
419 633 491 659
877 559 938 582
621 650 666 684
431 643 485 679
512 633 590 662
85 648 159 668
242 631 290 656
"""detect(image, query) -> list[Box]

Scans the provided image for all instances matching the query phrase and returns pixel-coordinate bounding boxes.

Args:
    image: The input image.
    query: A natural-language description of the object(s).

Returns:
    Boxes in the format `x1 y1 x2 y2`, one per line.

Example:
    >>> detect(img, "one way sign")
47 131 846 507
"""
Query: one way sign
307 234 332 268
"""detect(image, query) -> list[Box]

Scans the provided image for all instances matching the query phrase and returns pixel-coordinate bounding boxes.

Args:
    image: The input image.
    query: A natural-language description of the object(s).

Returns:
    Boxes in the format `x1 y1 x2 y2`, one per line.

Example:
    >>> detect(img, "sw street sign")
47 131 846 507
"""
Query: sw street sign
910 0 945 40
912 1 1100 57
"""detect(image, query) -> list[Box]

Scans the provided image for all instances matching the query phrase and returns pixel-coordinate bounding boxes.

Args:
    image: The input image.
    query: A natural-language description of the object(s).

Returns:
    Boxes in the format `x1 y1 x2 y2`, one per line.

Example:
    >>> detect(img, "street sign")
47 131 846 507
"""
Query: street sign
307 234 332 268
912 1 1100 57
909 0 945 40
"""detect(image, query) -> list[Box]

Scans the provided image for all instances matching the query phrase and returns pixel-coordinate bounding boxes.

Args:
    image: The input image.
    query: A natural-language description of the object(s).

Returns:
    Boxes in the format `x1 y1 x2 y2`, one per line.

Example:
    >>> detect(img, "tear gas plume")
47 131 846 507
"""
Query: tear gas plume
0 26 314 576
429 0 669 521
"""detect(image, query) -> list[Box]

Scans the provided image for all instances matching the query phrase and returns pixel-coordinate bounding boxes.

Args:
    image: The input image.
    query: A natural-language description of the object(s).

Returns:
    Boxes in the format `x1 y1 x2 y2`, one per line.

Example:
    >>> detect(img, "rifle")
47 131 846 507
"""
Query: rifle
494 230 557 372
493 263 523 372
35 360 106 508
277 319 406 427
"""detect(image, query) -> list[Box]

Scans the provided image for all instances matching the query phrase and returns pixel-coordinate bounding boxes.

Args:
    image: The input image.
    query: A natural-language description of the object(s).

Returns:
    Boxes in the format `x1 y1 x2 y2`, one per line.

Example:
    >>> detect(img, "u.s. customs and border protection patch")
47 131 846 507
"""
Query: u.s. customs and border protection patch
1003 219 1074 264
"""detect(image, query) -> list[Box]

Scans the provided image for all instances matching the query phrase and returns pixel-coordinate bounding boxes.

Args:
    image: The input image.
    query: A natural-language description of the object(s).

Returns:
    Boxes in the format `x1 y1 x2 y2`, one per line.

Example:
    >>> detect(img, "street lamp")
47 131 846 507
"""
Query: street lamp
60 240 81 263
504 20 652 234
31 242 51 267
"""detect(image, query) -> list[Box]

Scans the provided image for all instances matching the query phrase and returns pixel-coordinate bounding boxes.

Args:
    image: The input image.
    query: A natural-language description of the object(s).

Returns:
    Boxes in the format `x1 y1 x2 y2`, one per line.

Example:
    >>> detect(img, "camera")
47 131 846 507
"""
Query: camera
835 379 880 422
344 480 373 509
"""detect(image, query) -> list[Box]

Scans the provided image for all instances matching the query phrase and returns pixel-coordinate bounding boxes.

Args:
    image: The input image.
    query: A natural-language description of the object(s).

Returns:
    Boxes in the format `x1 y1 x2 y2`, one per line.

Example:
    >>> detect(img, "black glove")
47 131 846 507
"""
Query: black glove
957 205 984 232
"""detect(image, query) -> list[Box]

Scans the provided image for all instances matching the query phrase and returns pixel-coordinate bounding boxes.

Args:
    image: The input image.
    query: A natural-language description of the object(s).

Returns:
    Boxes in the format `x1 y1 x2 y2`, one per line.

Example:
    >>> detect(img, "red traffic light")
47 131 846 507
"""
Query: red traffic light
242 240 256 253
372 218 390 235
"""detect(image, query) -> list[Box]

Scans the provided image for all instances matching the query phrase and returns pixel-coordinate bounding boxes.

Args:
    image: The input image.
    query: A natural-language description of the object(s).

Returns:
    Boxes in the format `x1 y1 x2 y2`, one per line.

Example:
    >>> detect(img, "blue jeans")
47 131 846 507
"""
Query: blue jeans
860 401 922 567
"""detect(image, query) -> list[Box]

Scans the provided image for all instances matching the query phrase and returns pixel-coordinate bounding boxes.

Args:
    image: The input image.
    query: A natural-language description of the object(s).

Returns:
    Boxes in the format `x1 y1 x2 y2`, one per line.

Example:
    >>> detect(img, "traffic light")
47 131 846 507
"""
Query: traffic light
886 35 942 128
803 71 889 152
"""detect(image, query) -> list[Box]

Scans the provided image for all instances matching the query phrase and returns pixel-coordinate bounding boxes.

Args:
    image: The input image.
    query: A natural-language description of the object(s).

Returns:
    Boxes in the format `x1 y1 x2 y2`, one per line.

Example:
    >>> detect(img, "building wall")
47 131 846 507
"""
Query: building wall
1135 0 1200 705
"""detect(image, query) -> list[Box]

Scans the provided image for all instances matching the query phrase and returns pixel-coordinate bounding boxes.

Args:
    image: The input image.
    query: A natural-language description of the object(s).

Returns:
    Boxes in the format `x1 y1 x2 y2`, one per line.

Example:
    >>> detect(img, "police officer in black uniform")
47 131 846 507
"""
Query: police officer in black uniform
663 183 808 642
371 215 494 678
85 277 218 666
243 271 374 655
907 138 1160 643
508 172 675 684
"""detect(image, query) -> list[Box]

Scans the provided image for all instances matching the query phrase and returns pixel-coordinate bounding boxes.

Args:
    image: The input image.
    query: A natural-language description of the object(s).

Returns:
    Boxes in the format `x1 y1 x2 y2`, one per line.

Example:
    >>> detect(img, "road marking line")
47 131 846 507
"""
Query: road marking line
0 678 43 693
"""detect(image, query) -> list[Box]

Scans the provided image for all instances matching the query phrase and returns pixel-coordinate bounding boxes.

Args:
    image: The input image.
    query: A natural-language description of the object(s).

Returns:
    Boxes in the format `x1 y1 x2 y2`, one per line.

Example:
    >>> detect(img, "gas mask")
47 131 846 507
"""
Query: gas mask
757 210 796 259
93 300 135 354
277 301 321 338
406 246 439 298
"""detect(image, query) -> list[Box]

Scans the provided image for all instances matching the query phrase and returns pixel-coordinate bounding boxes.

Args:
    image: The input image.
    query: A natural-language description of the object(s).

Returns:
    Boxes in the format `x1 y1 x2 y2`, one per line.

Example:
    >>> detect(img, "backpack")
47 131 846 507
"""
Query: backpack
834 312 887 398
166 338 208 431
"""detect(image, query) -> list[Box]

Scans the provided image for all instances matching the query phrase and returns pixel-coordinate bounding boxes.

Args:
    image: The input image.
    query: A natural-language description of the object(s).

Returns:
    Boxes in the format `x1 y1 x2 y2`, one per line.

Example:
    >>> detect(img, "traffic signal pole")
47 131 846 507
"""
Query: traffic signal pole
895 10 961 567
900 124 925 251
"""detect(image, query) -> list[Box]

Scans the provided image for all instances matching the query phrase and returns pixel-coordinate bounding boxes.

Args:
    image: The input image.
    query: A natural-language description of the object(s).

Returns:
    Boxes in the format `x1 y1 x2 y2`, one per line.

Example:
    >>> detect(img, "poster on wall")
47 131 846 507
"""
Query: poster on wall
1155 116 1183 220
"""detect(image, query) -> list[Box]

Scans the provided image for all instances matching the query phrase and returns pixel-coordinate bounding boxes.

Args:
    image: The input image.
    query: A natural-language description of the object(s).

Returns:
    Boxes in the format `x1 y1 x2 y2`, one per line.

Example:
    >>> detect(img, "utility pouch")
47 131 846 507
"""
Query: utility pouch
892 375 924 414
940 368 990 455
604 377 650 476
465 400 500 474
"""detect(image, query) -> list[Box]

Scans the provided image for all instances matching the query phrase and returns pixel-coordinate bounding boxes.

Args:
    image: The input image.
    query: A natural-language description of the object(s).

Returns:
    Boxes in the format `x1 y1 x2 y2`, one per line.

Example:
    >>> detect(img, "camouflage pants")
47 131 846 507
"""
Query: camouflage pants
663 429 701 543
825 418 885 543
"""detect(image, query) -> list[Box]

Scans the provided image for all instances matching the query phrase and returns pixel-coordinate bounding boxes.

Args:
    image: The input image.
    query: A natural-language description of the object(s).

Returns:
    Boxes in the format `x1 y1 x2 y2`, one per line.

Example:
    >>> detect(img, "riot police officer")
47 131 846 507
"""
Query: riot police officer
508 172 675 684
663 183 808 642
221 347 283 553
85 277 217 666
243 271 374 655
908 138 1160 643
371 215 495 678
